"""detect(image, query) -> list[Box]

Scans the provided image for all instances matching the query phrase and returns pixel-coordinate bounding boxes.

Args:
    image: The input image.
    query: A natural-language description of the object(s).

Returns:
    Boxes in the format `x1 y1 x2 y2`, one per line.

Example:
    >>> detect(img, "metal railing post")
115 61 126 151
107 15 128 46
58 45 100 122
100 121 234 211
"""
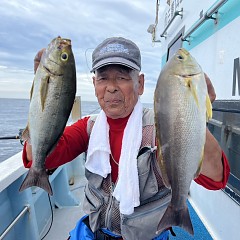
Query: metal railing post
0 205 30 240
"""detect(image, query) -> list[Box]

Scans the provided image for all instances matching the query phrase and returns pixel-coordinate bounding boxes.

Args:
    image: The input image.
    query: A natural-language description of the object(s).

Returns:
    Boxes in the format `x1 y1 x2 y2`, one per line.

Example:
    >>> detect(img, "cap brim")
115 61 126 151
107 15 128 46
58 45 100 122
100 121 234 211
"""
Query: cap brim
90 57 140 72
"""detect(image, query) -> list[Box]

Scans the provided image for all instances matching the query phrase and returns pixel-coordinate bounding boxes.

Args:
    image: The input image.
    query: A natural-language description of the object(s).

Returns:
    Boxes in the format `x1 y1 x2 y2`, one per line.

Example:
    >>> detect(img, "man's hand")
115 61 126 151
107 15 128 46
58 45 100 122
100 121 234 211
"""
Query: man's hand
26 142 33 162
204 73 216 103
34 48 45 73
201 74 223 181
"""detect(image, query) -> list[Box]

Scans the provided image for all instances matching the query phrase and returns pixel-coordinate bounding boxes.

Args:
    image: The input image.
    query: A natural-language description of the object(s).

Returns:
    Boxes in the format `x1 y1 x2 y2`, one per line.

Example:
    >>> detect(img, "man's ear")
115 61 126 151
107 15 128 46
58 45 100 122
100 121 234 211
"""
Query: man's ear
138 73 144 95
92 76 97 97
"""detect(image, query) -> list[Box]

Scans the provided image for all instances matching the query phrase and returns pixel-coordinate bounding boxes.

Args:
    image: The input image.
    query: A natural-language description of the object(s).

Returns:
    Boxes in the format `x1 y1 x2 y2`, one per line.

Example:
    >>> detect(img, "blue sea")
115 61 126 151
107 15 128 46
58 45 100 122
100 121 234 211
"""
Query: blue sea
0 98 152 162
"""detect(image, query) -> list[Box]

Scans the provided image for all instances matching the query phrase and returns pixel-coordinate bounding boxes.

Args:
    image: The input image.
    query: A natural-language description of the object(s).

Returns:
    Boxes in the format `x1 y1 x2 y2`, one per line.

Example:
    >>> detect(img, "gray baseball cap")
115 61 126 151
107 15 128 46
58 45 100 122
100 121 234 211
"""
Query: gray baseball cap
91 37 141 72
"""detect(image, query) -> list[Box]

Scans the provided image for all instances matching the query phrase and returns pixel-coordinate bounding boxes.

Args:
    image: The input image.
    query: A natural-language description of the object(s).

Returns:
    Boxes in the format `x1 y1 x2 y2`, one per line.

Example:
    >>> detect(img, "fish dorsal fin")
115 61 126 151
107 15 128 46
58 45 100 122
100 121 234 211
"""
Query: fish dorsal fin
194 147 204 178
40 75 50 111
206 94 212 121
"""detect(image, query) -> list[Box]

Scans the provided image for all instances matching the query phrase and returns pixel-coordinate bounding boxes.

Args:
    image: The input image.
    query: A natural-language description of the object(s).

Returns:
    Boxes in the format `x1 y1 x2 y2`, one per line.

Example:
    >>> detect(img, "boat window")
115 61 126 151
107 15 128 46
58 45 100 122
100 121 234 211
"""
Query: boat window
208 101 240 205
166 26 185 61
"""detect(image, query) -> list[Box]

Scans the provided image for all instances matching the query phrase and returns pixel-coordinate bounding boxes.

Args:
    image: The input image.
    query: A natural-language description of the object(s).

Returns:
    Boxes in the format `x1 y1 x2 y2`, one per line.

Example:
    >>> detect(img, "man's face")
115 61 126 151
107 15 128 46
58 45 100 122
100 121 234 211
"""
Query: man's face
93 65 144 119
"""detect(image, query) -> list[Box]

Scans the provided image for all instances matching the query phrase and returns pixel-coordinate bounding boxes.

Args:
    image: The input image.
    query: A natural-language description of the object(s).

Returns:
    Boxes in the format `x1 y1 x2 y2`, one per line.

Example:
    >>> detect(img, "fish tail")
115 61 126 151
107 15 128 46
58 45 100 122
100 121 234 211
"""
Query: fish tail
156 204 194 236
19 168 53 195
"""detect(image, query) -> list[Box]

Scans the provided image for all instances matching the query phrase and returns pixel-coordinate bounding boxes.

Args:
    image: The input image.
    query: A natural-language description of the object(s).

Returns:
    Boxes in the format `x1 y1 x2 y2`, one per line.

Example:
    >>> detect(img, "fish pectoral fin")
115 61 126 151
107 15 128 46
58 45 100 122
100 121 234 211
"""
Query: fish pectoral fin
21 125 31 143
206 94 212 121
40 75 50 111
30 80 34 101
187 78 199 108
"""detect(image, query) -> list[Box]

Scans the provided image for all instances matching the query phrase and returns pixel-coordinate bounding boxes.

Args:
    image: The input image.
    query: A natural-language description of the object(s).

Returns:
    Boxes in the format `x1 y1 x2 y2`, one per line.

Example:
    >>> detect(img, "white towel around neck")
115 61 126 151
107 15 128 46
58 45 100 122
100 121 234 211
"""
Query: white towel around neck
85 100 143 215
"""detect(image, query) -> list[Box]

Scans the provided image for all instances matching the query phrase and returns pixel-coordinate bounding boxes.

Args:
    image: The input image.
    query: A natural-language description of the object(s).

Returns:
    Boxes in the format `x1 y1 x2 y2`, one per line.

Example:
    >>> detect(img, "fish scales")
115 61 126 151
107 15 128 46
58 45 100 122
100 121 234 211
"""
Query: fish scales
154 48 212 235
19 36 76 195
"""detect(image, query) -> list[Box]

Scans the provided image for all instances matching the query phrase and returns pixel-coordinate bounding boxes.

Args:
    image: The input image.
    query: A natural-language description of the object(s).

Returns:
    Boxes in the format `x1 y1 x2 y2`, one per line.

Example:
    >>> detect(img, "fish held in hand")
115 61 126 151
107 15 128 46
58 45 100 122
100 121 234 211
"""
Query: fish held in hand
154 48 212 235
19 36 76 195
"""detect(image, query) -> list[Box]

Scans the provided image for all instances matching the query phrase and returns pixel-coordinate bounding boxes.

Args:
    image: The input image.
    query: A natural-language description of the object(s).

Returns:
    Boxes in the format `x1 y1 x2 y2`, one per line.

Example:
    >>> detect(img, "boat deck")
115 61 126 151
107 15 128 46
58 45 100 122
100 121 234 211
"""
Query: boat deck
43 176 87 240
43 177 213 240
169 201 212 240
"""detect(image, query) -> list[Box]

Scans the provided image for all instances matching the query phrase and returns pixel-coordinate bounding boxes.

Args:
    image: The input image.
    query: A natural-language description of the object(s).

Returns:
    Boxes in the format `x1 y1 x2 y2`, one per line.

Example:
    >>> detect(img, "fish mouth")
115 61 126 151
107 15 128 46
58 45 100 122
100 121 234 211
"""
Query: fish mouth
60 38 71 46
179 48 189 56
178 72 201 78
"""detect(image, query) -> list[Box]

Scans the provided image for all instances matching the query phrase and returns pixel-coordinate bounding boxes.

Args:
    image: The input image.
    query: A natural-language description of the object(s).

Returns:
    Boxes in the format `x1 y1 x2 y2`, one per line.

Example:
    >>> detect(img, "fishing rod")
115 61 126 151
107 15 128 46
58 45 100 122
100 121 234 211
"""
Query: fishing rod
0 135 20 140
0 129 24 145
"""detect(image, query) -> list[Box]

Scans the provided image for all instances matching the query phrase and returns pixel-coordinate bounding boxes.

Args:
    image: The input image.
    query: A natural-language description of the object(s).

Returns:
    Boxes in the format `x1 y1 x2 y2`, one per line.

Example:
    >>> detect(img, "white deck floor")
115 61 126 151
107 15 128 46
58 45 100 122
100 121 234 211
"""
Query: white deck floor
44 176 87 240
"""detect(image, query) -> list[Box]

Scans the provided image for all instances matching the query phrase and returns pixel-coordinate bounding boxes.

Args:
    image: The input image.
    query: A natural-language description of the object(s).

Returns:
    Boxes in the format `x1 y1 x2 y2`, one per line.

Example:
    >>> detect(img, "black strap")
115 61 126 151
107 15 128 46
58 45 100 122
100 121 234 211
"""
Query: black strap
82 215 91 229
169 227 176 237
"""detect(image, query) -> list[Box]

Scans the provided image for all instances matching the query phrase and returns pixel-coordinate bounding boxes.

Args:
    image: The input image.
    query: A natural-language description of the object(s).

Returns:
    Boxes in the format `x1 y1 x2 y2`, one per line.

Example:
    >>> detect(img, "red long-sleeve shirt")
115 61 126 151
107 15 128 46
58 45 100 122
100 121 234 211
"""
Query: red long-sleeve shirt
22 116 230 189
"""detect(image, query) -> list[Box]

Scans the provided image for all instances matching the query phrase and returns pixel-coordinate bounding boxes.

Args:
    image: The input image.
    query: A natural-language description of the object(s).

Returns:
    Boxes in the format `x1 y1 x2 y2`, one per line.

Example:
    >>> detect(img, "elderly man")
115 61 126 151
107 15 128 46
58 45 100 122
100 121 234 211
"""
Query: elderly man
23 37 230 240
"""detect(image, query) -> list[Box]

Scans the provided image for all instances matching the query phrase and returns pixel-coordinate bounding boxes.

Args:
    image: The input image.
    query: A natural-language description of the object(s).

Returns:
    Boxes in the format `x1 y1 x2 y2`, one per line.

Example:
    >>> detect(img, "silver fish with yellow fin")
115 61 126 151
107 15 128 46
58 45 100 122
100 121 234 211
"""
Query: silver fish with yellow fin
154 48 212 235
19 36 76 195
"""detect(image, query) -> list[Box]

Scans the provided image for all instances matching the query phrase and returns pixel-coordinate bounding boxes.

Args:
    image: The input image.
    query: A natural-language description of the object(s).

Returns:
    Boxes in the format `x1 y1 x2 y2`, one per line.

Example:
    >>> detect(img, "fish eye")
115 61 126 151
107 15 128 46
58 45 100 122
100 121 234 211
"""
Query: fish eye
177 55 184 60
61 52 68 61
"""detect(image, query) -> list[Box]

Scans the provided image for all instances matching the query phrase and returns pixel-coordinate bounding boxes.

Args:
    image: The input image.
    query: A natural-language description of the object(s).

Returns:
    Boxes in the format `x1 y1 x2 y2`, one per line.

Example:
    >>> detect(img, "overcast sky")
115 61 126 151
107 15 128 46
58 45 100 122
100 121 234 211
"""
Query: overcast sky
0 0 165 103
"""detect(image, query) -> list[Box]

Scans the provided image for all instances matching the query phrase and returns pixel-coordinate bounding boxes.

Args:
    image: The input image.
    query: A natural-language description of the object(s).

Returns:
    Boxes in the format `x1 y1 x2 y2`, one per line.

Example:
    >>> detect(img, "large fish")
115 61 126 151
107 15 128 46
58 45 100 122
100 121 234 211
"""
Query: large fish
19 36 76 195
154 48 212 235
